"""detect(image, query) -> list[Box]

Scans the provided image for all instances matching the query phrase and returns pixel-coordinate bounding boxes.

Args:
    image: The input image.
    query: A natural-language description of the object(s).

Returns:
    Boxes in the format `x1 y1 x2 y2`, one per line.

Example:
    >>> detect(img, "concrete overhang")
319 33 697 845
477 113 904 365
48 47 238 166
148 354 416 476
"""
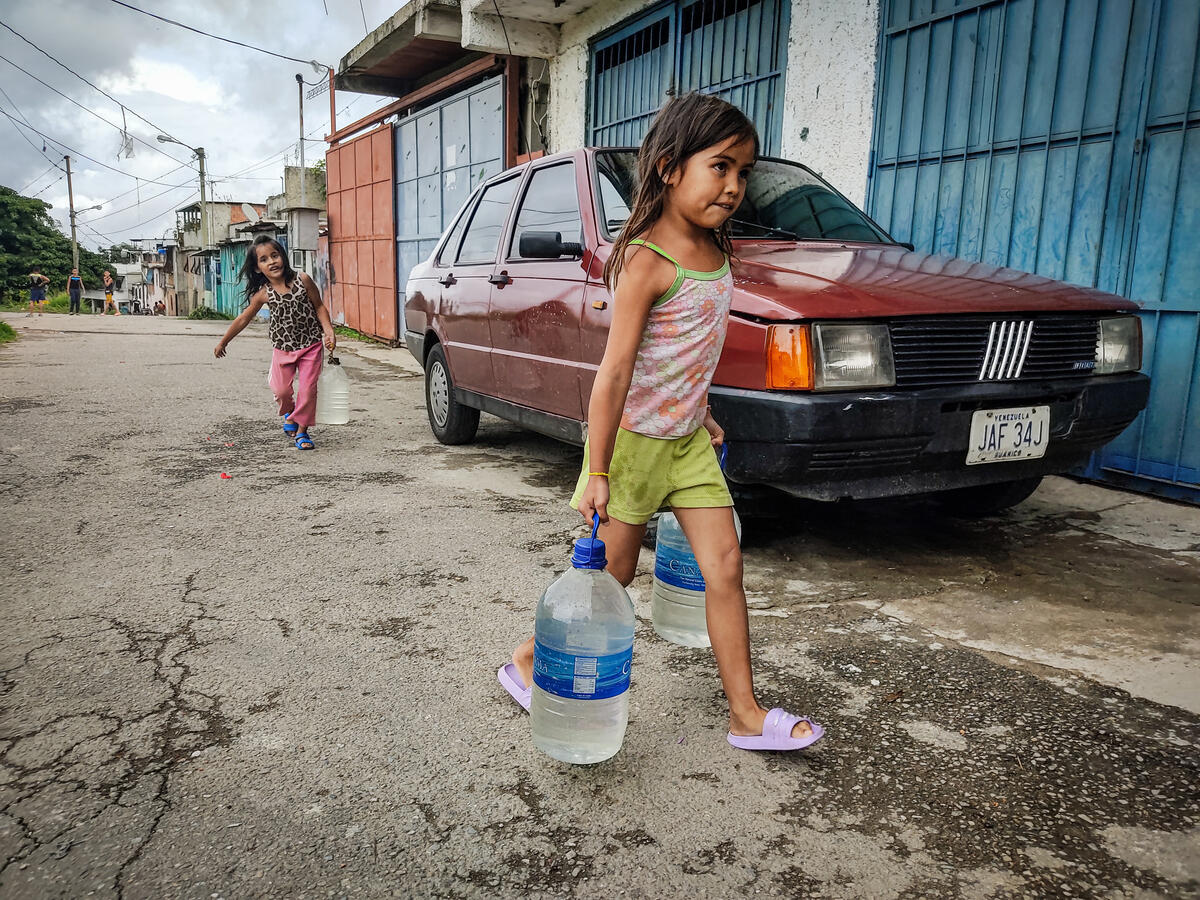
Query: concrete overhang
337 0 606 93
337 0 473 96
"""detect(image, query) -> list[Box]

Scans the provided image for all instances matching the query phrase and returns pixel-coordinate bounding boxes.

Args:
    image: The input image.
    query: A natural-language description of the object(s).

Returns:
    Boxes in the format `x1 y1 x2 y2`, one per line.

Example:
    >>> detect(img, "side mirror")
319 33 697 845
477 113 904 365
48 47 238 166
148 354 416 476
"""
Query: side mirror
519 231 583 259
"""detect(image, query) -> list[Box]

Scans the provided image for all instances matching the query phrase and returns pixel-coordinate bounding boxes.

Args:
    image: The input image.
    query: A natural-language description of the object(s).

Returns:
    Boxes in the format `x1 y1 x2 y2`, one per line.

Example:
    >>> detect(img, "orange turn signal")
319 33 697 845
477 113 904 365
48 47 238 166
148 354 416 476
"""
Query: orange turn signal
766 324 813 390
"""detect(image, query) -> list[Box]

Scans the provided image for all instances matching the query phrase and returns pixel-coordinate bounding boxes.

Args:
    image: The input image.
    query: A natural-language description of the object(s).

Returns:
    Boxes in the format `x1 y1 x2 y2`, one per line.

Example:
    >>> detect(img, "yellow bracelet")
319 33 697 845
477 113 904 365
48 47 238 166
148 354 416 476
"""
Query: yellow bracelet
588 472 610 478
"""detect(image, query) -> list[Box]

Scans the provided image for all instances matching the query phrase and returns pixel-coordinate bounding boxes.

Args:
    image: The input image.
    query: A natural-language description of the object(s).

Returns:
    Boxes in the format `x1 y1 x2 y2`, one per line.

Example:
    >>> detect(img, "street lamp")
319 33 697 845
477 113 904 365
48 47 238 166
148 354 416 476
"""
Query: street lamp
158 135 207 249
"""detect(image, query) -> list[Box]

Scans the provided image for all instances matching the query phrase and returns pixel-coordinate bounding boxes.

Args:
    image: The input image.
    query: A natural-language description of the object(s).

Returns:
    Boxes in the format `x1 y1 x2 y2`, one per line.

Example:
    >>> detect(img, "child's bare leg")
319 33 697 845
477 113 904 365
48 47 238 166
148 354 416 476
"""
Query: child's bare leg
511 515 646 688
673 505 813 740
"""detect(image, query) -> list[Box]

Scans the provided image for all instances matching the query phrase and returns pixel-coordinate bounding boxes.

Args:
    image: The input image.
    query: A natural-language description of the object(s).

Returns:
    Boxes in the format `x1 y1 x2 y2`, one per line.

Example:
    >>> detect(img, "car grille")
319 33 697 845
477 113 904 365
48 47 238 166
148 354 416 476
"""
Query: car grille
807 436 929 472
889 315 1100 388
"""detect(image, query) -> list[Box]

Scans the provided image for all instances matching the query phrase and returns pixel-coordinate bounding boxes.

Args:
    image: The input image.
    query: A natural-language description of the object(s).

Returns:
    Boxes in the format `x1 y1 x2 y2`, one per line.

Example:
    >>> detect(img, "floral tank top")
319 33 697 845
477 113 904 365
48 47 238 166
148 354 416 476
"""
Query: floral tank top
620 239 733 439
266 276 324 352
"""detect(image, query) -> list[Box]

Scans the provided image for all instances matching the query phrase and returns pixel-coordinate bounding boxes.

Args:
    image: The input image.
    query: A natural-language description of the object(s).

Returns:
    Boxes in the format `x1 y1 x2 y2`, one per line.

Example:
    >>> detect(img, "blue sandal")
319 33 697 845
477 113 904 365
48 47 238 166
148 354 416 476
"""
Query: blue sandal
294 432 314 450
282 415 298 437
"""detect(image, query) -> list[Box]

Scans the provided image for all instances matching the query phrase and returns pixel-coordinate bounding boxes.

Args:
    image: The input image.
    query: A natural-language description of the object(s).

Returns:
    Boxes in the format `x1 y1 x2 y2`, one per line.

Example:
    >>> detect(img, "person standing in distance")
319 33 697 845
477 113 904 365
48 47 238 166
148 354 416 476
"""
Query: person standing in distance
28 267 50 316
66 269 84 316
102 271 119 315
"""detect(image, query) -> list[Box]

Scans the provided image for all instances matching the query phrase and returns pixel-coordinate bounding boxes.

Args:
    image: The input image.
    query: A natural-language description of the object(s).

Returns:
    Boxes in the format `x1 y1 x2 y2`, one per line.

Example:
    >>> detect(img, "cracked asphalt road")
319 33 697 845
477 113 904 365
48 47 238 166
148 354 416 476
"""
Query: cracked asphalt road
1 313 1198 899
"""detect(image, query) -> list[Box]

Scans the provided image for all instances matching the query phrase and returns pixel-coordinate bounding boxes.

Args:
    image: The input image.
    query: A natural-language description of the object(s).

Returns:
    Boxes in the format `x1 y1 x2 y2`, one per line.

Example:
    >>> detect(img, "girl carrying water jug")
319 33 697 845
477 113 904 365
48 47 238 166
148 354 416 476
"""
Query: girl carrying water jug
500 92 824 752
213 235 336 450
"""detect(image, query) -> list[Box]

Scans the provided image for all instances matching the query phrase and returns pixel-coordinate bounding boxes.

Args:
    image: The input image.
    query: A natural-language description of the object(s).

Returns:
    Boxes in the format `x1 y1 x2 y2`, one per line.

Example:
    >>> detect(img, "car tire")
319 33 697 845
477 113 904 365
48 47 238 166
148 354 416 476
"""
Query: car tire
935 476 1044 517
424 343 479 445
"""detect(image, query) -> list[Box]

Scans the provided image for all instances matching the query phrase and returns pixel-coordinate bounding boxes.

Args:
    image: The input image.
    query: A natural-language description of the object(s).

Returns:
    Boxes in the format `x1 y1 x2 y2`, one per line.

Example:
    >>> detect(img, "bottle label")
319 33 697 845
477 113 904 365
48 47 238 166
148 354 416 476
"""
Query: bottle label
655 543 706 591
533 641 632 700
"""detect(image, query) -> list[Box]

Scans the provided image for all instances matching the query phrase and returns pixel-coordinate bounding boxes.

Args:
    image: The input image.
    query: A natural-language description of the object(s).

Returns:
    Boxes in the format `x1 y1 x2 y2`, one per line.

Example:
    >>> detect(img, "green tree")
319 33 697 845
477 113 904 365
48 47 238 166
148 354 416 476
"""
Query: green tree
0 185 107 301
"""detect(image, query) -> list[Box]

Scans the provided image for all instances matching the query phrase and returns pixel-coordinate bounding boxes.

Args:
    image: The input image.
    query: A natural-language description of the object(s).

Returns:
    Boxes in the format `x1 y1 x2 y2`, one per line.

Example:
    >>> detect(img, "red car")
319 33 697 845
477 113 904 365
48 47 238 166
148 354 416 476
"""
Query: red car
404 148 1148 514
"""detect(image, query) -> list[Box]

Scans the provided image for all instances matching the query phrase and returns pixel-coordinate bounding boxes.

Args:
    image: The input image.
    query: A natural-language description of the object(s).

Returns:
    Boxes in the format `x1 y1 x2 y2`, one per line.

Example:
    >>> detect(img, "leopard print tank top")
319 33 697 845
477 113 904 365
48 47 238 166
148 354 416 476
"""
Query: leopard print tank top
266 277 324 352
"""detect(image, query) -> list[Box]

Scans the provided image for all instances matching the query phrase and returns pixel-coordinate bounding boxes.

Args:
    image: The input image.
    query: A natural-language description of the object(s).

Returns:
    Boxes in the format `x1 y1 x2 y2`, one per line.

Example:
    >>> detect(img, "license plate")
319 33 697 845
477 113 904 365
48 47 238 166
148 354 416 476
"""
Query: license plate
966 406 1049 465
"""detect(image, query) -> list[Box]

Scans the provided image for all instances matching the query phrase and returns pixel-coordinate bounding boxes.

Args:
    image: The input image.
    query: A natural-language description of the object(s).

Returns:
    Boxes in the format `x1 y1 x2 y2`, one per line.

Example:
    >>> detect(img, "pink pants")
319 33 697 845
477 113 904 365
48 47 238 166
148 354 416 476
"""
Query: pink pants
269 341 323 430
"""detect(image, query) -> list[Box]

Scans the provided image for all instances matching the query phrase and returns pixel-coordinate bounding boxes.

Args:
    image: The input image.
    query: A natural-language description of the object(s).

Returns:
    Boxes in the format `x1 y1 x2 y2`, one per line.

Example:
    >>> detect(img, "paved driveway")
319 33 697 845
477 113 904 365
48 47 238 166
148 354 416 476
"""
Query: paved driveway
1 313 1197 899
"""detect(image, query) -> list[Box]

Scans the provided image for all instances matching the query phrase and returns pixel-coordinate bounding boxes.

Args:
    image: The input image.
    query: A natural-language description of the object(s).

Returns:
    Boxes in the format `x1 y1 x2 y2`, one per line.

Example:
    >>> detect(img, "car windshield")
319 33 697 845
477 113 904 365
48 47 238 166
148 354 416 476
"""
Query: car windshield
595 150 891 244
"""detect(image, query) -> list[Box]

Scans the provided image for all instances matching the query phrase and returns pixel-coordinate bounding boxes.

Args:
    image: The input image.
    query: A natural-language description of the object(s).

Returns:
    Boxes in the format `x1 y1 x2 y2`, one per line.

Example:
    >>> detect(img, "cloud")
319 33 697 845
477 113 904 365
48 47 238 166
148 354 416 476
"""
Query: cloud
100 59 224 107
0 0 391 247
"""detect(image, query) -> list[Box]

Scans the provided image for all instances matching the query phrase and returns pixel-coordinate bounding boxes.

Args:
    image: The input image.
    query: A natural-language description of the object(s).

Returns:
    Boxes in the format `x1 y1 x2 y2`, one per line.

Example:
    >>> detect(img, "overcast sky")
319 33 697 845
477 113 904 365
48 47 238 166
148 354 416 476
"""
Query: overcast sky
0 0 395 249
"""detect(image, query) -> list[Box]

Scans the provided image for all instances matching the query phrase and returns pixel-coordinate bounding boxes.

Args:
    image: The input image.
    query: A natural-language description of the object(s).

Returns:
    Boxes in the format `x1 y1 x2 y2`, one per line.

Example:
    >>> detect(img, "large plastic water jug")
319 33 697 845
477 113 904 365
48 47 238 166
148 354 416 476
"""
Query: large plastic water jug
651 445 741 647
316 354 350 425
531 522 635 764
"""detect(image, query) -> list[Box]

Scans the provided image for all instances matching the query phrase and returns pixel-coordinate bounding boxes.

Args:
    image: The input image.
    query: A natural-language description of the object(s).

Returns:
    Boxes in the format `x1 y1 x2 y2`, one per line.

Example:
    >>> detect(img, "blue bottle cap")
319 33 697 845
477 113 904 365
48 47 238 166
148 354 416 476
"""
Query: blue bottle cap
571 537 607 570
572 517 607 569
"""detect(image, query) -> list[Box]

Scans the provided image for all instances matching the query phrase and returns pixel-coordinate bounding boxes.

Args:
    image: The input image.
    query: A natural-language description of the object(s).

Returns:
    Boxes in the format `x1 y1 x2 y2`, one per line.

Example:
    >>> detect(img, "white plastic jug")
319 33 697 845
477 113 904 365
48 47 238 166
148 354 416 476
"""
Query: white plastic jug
316 354 350 425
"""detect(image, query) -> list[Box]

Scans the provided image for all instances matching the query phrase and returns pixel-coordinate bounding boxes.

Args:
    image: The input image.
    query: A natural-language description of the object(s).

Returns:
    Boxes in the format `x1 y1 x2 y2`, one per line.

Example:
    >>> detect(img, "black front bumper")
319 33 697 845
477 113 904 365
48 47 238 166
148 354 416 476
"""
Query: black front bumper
710 373 1150 501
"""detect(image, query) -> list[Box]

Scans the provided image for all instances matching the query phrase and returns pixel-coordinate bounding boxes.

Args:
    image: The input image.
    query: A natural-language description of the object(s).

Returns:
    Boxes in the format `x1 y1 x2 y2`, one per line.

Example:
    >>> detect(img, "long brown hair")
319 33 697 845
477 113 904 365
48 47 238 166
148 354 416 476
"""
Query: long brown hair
604 92 759 292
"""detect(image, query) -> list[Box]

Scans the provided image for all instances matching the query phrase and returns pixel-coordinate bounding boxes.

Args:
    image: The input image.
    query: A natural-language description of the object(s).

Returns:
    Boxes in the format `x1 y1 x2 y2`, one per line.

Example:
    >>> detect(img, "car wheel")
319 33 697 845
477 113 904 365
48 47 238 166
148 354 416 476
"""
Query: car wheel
935 476 1044 517
424 343 479 445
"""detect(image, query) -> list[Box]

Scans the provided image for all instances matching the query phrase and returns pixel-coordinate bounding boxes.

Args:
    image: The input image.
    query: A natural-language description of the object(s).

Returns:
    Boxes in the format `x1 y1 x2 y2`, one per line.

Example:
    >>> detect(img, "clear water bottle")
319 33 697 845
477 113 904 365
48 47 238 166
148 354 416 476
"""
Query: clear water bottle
316 354 350 425
531 525 635 764
651 445 741 648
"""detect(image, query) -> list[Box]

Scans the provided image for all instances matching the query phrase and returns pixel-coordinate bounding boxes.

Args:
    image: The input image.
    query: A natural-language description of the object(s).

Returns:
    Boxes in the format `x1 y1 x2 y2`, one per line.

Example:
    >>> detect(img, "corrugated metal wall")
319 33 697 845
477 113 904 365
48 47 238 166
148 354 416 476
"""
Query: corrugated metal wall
394 76 505 335
326 126 397 342
588 0 789 154
215 241 249 318
868 0 1199 503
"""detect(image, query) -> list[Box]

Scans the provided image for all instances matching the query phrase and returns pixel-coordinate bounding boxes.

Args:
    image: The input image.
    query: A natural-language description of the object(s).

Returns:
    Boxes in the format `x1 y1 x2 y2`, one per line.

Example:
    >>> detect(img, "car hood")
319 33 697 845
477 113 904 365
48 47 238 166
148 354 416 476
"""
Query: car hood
727 242 1140 319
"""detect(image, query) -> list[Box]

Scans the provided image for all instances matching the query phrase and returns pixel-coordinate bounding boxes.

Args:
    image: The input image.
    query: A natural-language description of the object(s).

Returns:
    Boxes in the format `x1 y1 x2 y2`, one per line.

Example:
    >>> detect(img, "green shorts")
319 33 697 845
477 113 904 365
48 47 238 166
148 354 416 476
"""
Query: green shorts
570 426 733 525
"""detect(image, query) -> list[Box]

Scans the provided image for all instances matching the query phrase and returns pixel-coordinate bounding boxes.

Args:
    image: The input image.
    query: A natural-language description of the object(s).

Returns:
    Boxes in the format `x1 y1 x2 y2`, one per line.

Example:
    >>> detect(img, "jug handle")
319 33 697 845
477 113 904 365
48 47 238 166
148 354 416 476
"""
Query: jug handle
591 517 600 541
719 443 728 471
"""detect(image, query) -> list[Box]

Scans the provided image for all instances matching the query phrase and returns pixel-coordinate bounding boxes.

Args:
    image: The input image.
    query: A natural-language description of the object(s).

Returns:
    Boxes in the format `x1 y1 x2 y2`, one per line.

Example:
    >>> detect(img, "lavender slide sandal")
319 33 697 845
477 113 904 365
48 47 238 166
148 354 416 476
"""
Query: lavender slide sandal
498 663 531 712
727 708 824 751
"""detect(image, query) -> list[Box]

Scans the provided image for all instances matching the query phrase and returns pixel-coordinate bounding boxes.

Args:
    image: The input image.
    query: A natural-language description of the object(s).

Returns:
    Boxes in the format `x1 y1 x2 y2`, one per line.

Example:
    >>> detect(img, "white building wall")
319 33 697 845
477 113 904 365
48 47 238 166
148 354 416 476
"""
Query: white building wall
779 0 880 205
550 0 657 155
549 0 881 205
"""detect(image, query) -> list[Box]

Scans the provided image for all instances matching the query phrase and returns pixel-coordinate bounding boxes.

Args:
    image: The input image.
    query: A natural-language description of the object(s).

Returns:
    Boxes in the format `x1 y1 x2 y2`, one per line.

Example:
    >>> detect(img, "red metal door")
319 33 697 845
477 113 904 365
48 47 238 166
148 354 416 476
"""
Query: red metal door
326 126 396 341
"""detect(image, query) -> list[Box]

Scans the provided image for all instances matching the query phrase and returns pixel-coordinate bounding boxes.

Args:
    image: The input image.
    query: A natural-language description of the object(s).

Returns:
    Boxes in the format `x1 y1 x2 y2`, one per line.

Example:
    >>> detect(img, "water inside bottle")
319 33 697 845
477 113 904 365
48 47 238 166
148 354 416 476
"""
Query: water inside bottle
530 534 635 764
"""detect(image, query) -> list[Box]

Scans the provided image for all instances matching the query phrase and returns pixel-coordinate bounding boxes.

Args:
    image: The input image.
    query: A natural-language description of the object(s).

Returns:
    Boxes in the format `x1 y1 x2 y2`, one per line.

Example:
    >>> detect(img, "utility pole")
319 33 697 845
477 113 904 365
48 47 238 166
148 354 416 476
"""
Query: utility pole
196 147 207 249
296 73 306 207
65 155 78 269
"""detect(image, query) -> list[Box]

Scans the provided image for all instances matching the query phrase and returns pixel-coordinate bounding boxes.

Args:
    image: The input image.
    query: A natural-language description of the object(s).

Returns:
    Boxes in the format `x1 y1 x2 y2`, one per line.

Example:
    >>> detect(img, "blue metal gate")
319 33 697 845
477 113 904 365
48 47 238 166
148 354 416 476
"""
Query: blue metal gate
589 0 789 155
394 77 504 333
868 0 1200 503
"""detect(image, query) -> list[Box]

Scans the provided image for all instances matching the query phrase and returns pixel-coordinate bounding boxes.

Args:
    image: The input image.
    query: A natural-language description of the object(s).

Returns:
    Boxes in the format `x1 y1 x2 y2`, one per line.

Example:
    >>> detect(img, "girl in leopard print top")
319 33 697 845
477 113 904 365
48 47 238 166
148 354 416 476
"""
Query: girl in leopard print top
214 236 336 450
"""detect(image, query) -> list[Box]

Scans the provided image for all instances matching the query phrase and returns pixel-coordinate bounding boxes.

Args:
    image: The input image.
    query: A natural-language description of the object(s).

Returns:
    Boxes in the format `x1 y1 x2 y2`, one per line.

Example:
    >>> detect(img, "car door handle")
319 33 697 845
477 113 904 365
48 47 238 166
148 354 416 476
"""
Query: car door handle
488 272 512 287
437 273 457 287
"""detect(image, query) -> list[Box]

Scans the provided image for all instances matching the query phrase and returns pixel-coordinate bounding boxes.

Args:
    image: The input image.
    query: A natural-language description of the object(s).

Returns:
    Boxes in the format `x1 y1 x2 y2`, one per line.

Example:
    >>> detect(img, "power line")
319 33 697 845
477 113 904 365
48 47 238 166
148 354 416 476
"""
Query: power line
0 18 189 148
30 175 65 199
75 160 195 214
19 161 58 193
99 190 199 236
78 180 195 225
358 0 369 33
0 52 195 170
107 1 328 68
0 106 192 187
0 87 66 173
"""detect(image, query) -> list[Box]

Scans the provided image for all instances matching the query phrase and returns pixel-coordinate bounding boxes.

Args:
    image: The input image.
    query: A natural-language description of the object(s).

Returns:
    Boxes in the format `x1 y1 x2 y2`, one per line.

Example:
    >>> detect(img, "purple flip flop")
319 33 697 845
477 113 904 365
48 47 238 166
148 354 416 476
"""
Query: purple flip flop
727 708 824 751
498 663 531 712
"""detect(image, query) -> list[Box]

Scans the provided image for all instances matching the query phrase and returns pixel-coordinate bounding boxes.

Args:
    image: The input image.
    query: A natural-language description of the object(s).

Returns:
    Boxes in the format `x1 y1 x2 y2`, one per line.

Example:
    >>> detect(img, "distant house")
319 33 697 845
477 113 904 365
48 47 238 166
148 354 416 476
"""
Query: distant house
174 200 267 315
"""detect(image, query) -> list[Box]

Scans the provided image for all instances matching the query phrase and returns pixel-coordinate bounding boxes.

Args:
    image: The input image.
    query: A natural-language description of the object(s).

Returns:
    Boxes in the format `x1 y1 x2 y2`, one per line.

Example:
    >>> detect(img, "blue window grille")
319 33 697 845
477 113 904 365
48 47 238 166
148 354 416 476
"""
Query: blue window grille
589 0 789 155
868 0 1200 504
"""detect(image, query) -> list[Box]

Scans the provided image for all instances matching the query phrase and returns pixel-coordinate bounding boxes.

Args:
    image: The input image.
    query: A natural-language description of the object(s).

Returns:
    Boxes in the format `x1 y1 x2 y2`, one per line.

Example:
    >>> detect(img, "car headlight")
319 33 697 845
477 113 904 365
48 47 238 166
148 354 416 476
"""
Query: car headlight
812 323 895 390
1096 316 1142 375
